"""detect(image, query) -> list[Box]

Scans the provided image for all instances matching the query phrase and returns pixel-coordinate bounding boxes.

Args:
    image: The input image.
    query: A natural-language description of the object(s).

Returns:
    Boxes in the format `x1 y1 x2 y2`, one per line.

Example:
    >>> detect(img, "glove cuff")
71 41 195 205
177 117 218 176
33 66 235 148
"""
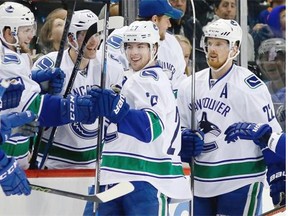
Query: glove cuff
267 132 282 153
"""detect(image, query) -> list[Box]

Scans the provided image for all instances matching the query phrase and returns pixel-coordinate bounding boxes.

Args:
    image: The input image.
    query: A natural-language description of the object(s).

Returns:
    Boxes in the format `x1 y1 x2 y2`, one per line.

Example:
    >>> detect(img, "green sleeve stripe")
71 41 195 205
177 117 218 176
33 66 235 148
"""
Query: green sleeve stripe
0 139 30 157
147 111 163 141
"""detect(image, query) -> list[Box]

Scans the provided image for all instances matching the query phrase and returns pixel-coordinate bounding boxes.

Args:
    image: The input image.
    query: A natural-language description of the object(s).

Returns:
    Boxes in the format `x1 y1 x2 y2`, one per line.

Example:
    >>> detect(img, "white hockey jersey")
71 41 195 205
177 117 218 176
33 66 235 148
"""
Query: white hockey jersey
177 64 282 197
32 49 123 169
106 27 187 94
0 45 42 169
100 65 192 202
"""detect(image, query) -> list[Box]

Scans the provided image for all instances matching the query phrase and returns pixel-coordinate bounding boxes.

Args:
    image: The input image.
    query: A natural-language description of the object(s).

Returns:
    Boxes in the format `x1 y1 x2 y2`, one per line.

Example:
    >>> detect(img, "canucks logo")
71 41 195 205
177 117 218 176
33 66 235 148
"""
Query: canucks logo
5 5 14 13
36 57 54 70
198 112 221 152
2 54 20 64
107 35 123 49
141 70 159 81
245 74 262 89
70 122 98 139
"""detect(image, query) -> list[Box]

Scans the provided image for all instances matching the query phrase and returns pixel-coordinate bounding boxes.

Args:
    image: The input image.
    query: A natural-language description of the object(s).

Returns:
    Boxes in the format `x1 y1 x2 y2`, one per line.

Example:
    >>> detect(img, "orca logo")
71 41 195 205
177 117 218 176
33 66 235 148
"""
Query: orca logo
5 5 14 13
198 112 221 152
70 122 98 139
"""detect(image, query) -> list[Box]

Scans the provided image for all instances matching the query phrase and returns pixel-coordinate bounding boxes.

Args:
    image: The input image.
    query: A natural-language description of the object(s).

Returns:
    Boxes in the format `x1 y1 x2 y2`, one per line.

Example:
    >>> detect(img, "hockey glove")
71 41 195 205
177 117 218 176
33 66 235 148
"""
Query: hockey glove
31 68 65 94
0 151 31 196
180 129 204 163
87 87 130 123
266 164 286 207
0 78 25 111
224 122 272 149
0 111 38 143
60 94 98 125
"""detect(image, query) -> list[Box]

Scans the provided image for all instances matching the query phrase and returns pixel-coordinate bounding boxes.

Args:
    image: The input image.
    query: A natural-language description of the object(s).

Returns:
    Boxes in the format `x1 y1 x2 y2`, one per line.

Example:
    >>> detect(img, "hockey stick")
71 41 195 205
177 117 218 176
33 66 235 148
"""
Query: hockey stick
29 0 76 170
94 1 110 214
30 181 134 203
189 0 197 215
261 204 286 216
38 21 99 170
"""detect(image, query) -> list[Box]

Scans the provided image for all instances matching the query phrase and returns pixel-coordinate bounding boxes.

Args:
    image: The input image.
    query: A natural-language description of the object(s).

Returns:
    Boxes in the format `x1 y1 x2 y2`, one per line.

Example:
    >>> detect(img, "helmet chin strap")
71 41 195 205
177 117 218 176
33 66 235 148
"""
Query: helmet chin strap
208 49 240 73
1 35 21 54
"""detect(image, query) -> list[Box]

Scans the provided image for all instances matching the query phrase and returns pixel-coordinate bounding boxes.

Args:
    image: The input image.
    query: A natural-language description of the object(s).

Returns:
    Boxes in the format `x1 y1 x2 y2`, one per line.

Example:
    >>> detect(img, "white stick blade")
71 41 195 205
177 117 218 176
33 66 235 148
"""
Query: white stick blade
96 182 134 203
97 16 124 32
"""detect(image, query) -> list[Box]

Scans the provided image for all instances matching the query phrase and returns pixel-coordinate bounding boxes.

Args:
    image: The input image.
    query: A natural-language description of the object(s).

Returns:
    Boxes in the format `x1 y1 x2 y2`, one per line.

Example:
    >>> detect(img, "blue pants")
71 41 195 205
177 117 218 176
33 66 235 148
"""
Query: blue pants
83 181 169 216
194 182 263 216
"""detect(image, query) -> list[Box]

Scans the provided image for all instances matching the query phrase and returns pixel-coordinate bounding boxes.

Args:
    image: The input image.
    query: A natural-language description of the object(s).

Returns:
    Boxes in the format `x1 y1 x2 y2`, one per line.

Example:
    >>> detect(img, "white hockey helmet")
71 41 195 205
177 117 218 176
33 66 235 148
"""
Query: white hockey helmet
123 21 160 62
69 9 98 50
202 19 242 51
0 2 35 47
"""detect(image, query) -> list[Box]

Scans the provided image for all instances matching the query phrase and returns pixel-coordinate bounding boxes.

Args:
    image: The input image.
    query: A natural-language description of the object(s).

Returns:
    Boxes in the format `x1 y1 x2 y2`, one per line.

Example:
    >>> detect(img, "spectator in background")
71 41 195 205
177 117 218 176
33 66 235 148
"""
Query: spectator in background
257 0 285 24
267 5 286 39
252 5 285 62
256 38 286 130
175 34 192 76
38 8 67 54
203 0 255 62
169 0 207 71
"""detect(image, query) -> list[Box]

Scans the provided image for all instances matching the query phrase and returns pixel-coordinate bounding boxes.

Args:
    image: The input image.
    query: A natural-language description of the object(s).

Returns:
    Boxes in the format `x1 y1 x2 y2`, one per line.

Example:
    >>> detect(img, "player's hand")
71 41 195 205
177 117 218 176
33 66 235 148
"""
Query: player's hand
60 94 98 125
0 111 38 143
180 129 204 162
31 68 66 94
0 78 25 111
87 87 130 123
224 122 272 148
266 164 286 207
0 153 31 196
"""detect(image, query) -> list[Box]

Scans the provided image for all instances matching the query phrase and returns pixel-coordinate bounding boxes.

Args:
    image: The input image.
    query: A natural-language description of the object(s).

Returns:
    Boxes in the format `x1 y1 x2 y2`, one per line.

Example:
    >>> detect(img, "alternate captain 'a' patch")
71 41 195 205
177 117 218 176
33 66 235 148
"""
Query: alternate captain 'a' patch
244 74 262 89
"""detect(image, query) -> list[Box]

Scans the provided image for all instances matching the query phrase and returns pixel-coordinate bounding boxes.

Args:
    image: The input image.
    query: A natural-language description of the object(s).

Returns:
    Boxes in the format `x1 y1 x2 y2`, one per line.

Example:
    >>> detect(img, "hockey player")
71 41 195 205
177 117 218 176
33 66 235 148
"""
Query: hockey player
225 122 286 207
177 19 282 215
0 2 99 169
256 38 286 131
32 9 123 169
0 79 38 196
106 0 187 95
84 21 192 215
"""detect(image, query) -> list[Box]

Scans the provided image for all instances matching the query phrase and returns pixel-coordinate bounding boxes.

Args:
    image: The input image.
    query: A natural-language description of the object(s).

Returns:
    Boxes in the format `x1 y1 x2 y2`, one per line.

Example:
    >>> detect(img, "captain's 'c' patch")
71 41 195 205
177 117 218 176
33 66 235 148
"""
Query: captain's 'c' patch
244 74 262 89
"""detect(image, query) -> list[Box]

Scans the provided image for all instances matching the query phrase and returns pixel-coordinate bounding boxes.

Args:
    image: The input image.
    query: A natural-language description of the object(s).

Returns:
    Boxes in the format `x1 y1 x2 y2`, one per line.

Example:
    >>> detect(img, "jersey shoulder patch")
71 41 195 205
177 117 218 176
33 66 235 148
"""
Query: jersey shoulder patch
107 34 123 49
244 74 263 89
140 69 159 81
2 54 20 64
36 56 54 70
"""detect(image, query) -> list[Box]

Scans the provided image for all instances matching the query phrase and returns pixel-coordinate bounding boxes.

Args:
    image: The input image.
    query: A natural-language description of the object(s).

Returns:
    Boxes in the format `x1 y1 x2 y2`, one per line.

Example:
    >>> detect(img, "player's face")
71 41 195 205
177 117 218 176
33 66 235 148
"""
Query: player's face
215 0 236 20
154 15 171 40
49 18 65 50
206 38 230 69
18 25 36 53
83 34 101 59
125 42 151 71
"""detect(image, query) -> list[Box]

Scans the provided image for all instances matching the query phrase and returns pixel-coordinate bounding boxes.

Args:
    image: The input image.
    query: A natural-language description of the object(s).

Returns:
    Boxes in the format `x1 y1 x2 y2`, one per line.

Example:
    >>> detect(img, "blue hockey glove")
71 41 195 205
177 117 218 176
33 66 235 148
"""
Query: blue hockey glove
224 122 272 148
87 87 130 123
61 94 98 124
180 129 204 163
0 78 25 111
0 152 31 196
0 111 38 143
31 68 65 94
266 164 286 207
